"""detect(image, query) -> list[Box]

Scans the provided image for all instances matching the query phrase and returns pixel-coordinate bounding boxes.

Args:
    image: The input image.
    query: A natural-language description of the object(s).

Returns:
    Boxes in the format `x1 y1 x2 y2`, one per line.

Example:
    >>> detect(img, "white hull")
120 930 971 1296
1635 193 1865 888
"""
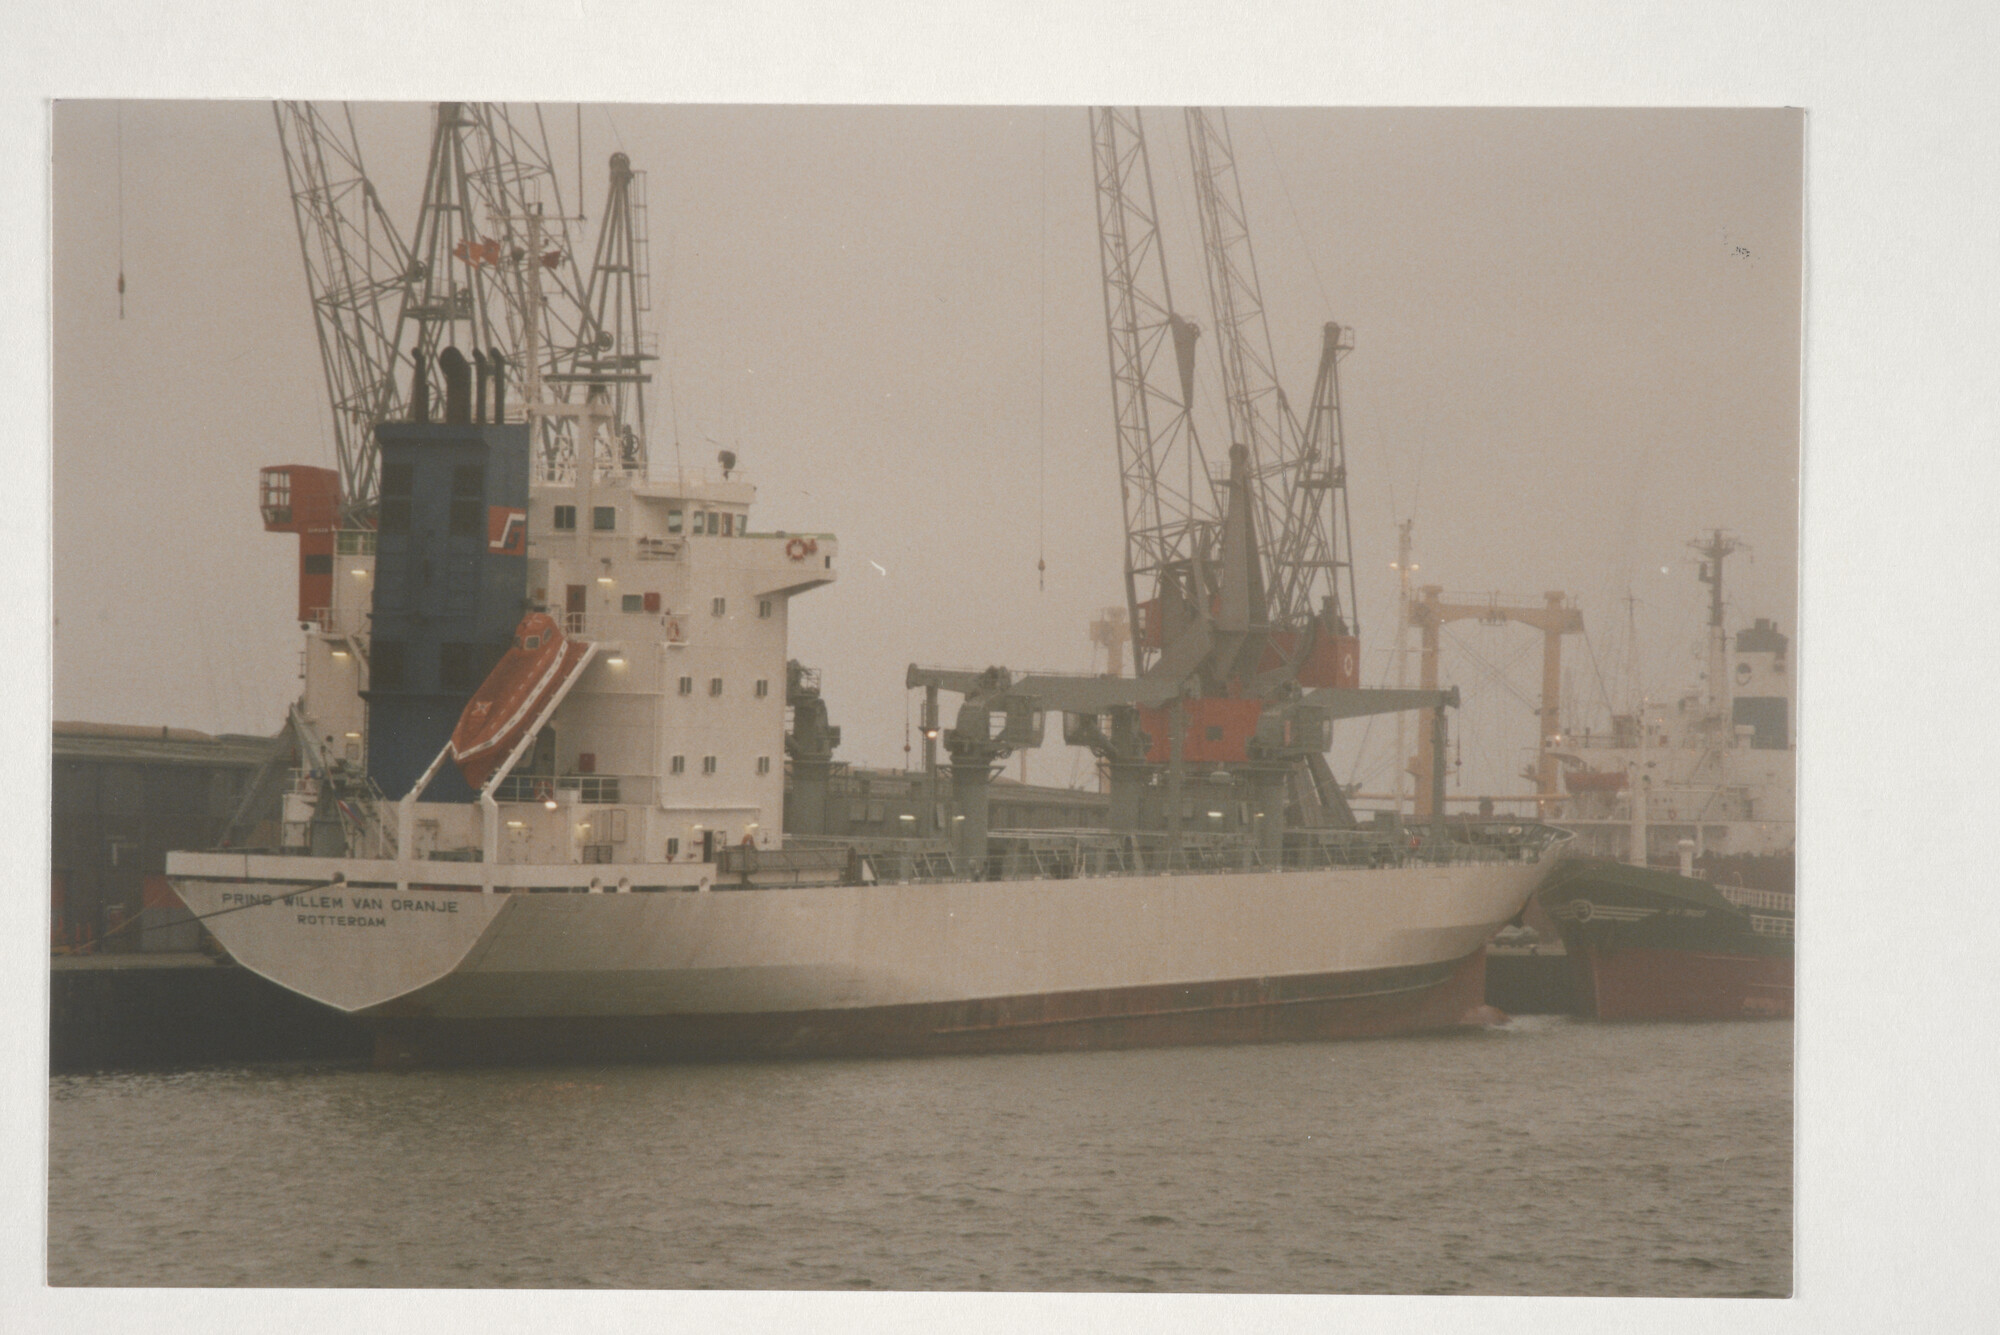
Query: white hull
167 847 1559 1027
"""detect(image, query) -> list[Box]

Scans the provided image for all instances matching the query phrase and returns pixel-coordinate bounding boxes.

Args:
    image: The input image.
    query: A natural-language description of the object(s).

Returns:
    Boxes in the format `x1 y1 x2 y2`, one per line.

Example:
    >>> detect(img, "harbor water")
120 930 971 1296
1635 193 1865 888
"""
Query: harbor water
47 1017 1790 1294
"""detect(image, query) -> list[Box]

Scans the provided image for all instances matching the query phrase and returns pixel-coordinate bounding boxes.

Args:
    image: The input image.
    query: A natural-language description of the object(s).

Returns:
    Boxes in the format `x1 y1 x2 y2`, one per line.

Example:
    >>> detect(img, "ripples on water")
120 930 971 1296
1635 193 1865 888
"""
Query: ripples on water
47 1018 1790 1294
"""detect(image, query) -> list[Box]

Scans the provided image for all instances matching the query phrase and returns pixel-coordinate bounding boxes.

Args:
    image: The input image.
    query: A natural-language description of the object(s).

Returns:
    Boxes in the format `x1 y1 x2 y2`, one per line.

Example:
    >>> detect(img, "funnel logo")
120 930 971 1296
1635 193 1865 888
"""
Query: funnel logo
488 507 527 555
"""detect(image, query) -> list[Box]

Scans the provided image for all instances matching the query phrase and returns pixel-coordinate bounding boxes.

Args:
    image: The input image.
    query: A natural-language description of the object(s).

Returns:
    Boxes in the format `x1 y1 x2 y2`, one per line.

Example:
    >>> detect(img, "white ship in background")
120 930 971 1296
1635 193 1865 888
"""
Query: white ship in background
166 103 1569 1065
1551 532 1795 892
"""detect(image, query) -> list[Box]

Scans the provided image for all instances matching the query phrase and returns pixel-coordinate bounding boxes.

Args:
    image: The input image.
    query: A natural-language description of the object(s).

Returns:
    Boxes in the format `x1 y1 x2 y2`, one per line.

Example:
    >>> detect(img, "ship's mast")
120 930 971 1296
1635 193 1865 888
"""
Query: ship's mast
1391 519 1414 817
1690 529 1743 721
553 151 657 478
391 104 594 463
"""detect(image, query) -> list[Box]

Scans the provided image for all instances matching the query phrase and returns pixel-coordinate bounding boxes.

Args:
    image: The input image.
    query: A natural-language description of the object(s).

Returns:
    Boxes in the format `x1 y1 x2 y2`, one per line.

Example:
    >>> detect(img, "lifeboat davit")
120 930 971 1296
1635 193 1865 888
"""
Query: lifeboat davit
450 612 590 791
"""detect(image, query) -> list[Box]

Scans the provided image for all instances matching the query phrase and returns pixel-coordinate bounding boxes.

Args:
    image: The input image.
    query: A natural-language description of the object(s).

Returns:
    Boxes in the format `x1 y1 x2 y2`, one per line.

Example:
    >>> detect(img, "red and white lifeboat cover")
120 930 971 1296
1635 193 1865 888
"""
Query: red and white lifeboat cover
450 611 590 791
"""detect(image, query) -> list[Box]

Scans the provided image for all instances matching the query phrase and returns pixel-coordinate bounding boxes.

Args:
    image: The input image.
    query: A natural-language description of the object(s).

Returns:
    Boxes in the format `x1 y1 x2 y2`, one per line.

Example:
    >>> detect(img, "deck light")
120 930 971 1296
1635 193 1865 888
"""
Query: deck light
607 655 626 666
544 797 559 811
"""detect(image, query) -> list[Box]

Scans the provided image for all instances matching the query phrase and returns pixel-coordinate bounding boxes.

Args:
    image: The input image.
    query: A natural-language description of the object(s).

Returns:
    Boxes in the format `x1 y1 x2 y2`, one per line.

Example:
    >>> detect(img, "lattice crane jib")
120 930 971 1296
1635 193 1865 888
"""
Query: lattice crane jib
1183 110 1295 615
1090 107 1224 676
1288 320 1360 642
393 103 597 478
1184 109 1358 662
273 102 413 525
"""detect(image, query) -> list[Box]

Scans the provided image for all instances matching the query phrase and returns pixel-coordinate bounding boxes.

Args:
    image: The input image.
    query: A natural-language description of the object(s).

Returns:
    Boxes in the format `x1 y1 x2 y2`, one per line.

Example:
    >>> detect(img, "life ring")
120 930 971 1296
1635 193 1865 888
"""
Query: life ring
786 537 810 561
532 780 554 804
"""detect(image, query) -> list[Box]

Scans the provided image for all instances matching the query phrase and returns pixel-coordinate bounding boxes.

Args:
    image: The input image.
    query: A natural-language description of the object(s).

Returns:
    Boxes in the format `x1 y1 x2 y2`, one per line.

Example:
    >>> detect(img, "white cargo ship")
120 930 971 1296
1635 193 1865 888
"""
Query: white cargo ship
167 380 1564 1065
169 108 1567 1064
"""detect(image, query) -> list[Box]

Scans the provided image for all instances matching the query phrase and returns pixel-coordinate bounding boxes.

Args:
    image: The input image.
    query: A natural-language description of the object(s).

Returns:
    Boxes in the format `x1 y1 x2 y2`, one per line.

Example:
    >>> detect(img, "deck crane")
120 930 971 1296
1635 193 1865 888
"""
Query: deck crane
265 103 660 642
271 101 607 524
392 103 602 479
985 105 1461 862
1183 108 1360 691
1089 106 1225 682
271 102 413 529
255 101 665 854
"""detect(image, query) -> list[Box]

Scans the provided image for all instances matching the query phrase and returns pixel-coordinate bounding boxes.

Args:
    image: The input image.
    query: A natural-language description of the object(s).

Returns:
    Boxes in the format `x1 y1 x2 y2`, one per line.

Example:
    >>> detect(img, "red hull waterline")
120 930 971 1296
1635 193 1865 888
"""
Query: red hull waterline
371 949 1501 1068
1576 943 1793 1022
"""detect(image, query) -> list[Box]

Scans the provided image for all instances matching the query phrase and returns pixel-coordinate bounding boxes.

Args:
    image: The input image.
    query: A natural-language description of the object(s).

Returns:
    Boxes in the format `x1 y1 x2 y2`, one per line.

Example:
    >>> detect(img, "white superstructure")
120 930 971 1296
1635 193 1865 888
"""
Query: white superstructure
506 464 836 867
1553 614 1794 867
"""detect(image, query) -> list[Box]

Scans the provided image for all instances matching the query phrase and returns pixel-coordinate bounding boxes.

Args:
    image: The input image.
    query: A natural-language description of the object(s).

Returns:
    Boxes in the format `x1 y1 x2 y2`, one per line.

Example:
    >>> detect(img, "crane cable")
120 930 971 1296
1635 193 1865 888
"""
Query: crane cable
1037 110 1048 593
115 103 126 319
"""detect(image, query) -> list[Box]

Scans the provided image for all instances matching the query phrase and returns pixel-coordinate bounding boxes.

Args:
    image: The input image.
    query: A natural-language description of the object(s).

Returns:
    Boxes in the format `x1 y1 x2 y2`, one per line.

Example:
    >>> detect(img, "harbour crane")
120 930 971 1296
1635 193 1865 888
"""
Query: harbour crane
276 101 656 512
1183 108 1360 690
393 102 599 478
1407 587 1584 818
1088 106 1225 683
271 102 413 527
946 106 1457 860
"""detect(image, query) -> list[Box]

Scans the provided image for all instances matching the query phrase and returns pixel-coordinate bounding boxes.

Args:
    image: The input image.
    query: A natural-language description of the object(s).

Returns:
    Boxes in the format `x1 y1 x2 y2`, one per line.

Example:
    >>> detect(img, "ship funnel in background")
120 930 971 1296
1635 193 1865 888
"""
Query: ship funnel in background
439 347 472 424
471 349 490 424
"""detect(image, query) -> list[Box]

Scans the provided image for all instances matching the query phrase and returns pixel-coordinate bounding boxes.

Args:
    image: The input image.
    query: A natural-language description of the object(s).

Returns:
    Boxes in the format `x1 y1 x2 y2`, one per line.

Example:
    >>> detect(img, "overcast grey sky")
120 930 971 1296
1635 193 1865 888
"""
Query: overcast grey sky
51 103 1800 798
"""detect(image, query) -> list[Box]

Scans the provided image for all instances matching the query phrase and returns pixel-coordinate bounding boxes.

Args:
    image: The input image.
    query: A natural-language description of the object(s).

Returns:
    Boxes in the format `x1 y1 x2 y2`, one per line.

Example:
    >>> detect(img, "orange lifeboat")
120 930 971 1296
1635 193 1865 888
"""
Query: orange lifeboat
450 612 589 791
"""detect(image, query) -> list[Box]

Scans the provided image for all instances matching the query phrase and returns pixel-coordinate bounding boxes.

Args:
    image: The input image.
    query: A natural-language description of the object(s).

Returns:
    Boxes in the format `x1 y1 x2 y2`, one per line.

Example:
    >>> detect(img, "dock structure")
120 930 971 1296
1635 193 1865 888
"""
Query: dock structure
51 722 285 956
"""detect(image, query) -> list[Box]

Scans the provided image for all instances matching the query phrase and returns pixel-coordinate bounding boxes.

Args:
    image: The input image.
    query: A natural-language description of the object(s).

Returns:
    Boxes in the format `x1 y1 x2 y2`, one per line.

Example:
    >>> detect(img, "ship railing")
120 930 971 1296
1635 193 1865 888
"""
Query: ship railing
803 822 1567 885
1720 885 1795 913
284 704 398 859
1749 913 1795 938
307 604 372 637
563 612 587 635
494 773 646 805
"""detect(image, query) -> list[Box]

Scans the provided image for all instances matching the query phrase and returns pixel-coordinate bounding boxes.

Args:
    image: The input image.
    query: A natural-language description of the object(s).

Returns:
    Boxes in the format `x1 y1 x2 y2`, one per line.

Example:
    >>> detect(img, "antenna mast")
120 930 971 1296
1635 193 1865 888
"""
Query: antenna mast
1690 529 1744 721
